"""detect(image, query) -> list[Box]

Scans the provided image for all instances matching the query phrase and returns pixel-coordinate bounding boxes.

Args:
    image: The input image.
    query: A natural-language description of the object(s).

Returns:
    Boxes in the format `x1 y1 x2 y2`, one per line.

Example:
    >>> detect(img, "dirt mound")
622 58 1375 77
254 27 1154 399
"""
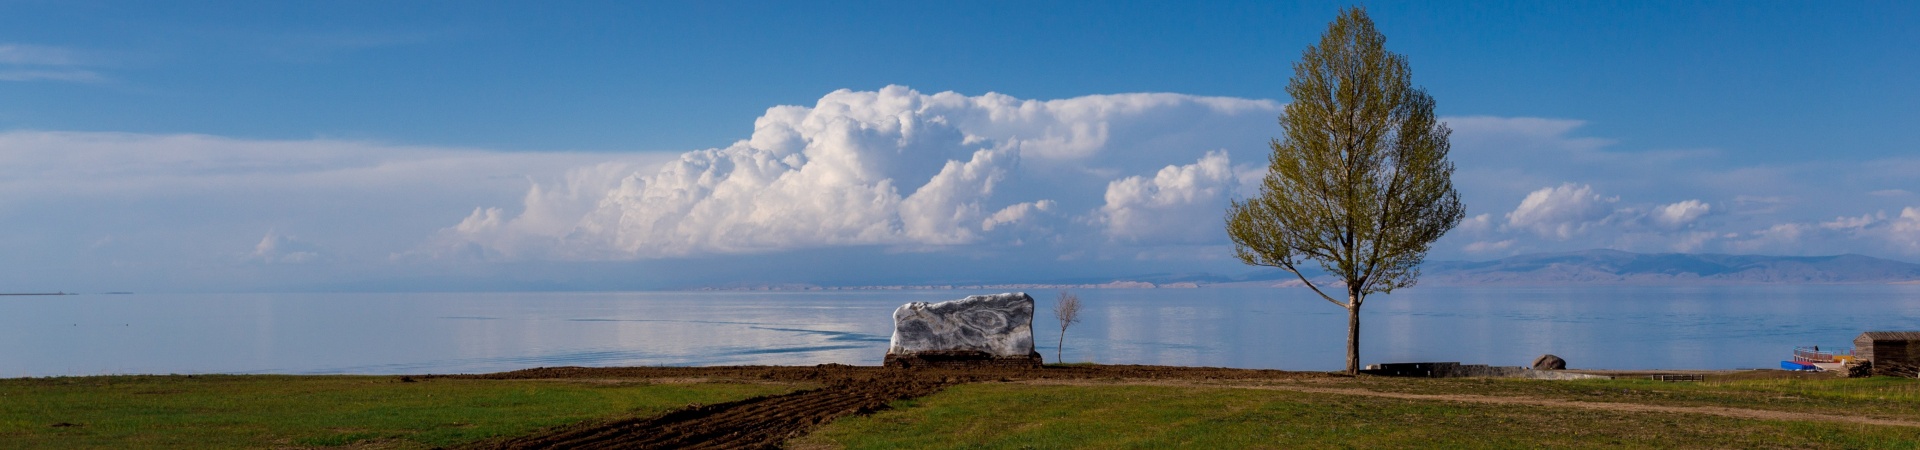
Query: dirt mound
450 364 1328 449
463 371 946 450
452 363 1327 384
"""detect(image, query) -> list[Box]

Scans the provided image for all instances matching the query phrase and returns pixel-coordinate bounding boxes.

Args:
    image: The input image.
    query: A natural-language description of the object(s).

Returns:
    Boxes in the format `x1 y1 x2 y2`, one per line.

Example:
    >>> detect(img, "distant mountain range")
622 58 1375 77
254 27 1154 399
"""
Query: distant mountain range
699 250 1920 290
1061 250 1920 287
1413 250 1920 285
1066 250 1919 288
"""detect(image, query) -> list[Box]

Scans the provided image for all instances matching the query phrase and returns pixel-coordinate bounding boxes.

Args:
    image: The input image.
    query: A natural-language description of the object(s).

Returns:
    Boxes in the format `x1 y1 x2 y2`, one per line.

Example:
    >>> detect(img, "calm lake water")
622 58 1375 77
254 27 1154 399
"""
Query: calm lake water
3 286 1918 377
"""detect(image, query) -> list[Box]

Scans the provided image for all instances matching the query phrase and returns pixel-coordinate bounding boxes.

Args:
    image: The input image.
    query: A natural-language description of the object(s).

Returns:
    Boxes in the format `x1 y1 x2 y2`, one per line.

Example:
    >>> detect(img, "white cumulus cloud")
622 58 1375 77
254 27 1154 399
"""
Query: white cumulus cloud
1892 207 1920 252
1818 207 1920 254
1097 150 1236 244
250 231 322 264
1504 183 1618 239
1717 207 1920 256
1456 213 1495 234
982 200 1056 232
432 86 1279 259
1652 200 1711 228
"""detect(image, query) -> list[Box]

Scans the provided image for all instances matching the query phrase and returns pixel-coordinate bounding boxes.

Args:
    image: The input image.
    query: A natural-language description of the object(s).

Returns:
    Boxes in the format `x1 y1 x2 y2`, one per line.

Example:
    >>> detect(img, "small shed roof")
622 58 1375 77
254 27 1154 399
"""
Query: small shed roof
1859 331 1920 341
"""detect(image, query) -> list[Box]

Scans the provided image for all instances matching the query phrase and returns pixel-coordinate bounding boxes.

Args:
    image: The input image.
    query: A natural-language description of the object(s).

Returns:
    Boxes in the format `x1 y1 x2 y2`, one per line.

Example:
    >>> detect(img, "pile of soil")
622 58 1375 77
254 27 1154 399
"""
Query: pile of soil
455 363 1328 384
449 364 1327 449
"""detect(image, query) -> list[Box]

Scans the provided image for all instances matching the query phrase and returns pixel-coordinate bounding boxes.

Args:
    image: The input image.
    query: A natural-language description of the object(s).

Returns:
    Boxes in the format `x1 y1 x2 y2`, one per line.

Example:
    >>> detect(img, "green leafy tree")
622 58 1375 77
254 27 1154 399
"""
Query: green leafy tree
1226 7 1465 375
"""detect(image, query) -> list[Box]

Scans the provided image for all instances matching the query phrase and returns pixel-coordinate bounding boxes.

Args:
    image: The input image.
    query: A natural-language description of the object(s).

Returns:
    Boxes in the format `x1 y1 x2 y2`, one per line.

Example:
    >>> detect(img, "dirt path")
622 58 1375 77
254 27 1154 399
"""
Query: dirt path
1020 379 1920 428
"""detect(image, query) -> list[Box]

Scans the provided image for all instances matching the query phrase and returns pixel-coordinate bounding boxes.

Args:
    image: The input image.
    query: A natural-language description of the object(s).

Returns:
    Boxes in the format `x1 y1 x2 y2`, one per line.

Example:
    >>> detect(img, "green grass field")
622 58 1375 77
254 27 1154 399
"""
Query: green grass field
0 375 797 449
7 371 1919 449
1343 375 1920 420
797 378 1920 450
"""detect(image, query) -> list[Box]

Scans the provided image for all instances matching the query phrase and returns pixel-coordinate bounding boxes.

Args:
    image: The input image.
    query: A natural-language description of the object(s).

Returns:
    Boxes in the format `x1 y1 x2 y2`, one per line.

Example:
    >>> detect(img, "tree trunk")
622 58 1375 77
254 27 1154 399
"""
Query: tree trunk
1057 327 1065 363
1346 297 1361 375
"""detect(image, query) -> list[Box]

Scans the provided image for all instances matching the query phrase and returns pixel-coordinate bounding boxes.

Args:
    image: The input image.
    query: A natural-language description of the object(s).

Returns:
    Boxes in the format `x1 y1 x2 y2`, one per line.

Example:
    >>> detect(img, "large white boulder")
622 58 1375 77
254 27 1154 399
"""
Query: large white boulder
885 293 1040 367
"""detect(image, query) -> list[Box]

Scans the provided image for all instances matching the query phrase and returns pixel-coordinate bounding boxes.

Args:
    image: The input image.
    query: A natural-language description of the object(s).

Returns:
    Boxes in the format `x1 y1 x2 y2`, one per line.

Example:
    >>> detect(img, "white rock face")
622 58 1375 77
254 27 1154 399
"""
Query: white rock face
888 292 1036 358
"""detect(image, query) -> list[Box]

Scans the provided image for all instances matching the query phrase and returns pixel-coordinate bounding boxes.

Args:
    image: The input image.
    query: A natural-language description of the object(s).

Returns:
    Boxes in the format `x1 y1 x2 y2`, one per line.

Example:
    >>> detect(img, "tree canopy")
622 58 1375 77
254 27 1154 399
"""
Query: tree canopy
1226 6 1464 374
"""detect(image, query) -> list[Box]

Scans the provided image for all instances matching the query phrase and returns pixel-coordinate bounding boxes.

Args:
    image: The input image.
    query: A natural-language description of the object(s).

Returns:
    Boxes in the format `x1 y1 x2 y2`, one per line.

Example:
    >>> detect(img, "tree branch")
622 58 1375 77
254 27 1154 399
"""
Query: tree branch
1281 260 1347 308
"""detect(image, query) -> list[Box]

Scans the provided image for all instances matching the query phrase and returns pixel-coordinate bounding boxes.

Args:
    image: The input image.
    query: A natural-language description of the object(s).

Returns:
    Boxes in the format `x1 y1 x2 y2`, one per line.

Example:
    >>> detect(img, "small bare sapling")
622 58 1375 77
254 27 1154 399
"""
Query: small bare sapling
1054 290 1082 363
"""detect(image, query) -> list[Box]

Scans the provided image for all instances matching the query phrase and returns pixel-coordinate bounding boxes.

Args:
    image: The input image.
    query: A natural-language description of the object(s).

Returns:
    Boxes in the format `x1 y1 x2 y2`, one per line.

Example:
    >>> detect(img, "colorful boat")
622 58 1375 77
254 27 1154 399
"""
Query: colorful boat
1784 346 1854 371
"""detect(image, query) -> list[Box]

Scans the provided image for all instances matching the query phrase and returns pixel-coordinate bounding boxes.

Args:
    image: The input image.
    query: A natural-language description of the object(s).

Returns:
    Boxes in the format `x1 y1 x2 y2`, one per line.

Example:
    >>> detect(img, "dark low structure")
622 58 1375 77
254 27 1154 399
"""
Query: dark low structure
1856 331 1920 377
1361 362 1528 378
1360 362 1610 380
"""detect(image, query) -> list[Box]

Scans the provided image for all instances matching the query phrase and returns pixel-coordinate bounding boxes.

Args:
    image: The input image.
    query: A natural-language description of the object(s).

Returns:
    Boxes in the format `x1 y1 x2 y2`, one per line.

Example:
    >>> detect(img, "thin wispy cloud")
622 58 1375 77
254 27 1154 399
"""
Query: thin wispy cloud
256 29 462 63
0 130 673 283
0 69 104 82
0 43 106 83
0 43 82 65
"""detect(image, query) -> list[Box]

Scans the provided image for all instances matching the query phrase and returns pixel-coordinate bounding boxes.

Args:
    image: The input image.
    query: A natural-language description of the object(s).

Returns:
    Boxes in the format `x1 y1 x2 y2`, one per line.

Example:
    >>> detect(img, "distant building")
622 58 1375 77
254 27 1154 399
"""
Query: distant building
1855 331 1920 377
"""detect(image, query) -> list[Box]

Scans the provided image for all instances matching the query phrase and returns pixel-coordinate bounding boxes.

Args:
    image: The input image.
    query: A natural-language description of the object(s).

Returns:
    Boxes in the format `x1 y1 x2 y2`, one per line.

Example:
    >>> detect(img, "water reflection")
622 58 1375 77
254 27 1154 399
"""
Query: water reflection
1 286 1917 376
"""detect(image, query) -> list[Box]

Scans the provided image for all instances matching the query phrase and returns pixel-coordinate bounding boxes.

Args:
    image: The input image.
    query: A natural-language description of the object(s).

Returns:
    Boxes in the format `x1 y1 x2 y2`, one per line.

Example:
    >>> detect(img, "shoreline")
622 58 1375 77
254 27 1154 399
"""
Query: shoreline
0 364 1814 381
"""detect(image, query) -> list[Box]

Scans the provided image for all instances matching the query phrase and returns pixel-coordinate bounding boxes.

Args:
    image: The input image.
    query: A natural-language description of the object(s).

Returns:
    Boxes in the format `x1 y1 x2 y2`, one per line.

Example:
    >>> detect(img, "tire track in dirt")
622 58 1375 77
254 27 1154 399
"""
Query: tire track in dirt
458 371 948 450
1019 379 1920 428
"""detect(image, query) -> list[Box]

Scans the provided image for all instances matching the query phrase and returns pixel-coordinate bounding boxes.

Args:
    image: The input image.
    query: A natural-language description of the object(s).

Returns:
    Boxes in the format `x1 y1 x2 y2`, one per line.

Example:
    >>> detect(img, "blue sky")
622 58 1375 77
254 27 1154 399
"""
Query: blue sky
1 1 1916 292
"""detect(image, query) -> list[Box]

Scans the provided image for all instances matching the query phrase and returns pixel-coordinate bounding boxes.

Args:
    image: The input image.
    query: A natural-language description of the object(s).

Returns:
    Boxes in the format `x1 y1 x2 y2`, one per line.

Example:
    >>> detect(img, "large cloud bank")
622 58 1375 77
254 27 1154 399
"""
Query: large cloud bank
5 86 1917 292
431 87 1920 262
431 86 1278 260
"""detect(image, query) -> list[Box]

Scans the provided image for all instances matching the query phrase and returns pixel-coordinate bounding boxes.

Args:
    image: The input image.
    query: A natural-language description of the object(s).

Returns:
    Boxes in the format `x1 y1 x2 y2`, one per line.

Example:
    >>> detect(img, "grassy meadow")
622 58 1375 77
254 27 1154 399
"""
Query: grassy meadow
4 370 1919 449
796 376 1920 450
0 374 797 449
